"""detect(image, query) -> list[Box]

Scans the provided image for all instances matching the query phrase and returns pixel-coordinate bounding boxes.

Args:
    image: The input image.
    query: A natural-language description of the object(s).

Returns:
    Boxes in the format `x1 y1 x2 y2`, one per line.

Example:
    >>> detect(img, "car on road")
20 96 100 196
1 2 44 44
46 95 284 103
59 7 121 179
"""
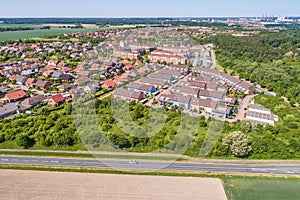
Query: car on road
129 160 139 164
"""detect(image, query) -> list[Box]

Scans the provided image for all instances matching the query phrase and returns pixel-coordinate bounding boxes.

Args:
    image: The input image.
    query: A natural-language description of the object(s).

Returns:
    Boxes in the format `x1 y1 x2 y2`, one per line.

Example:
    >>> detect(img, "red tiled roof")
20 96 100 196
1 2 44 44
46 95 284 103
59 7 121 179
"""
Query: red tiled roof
124 64 133 70
113 76 123 83
9 75 19 81
25 78 35 86
102 79 116 88
61 67 72 73
47 65 57 70
50 94 65 103
5 90 27 101
122 60 130 65
135 60 142 66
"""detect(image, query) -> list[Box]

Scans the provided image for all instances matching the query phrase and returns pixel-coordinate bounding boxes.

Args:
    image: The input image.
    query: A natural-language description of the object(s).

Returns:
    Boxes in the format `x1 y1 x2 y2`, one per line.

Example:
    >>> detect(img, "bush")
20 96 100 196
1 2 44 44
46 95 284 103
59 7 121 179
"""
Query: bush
288 123 299 129
222 131 252 158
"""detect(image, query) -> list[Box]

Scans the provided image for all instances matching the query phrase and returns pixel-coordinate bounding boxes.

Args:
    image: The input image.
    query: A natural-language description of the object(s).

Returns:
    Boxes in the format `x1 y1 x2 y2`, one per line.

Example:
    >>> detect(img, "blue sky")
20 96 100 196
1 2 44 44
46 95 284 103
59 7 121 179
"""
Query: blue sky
1 0 299 17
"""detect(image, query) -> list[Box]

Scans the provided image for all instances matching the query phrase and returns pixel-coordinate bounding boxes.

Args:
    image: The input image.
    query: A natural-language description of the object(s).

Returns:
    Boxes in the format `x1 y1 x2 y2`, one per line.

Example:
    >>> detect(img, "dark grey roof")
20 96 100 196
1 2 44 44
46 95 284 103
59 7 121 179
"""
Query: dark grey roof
22 95 47 106
139 77 165 87
16 76 28 83
52 71 63 79
149 73 173 81
0 103 18 117
127 82 154 91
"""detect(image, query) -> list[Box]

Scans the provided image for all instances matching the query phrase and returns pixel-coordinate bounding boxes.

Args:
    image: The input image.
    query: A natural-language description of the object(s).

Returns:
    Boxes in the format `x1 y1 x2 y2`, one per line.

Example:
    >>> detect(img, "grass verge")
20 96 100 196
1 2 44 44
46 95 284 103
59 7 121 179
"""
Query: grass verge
0 150 186 161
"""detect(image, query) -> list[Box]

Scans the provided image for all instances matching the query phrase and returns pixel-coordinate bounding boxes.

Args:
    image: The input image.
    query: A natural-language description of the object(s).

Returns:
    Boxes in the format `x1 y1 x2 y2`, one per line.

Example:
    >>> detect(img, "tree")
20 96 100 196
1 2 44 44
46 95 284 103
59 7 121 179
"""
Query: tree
0 134 5 143
16 134 35 149
108 133 131 149
40 107 50 116
64 104 72 115
222 131 252 158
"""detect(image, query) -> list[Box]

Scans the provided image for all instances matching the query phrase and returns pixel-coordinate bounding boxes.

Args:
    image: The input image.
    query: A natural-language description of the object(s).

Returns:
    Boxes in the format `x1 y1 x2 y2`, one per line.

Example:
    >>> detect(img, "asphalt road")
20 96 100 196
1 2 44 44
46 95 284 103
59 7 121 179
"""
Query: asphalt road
1 156 300 175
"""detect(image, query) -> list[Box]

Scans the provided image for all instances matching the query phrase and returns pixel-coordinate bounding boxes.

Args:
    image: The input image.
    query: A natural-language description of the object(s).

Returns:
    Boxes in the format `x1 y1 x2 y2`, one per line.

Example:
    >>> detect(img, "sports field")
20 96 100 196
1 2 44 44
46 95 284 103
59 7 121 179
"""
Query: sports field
223 176 300 200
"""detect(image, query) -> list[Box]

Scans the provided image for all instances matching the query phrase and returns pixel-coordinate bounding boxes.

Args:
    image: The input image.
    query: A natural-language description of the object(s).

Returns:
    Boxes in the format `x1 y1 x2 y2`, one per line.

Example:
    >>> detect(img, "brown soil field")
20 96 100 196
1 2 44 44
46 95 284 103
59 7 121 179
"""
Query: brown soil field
0 170 227 200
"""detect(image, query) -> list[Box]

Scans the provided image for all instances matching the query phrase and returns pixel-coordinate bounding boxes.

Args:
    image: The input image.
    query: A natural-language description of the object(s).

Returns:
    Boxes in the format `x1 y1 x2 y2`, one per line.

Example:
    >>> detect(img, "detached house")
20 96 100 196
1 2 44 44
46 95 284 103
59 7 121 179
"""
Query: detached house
22 95 47 108
0 103 19 118
74 77 90 86
57 84 72 92
5 90 27 103
48 94 65 107
102 79 116 90
51 71 63 80
25 78 36 87
35 79 51 90
16 76 28 85
84 84 100 93
61 74 74 82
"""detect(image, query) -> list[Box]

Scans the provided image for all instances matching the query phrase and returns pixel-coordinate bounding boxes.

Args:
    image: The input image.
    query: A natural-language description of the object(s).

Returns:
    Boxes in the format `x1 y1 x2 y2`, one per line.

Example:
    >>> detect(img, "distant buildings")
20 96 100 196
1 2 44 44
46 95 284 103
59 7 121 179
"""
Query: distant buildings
148 50 187 65
114 49 140 60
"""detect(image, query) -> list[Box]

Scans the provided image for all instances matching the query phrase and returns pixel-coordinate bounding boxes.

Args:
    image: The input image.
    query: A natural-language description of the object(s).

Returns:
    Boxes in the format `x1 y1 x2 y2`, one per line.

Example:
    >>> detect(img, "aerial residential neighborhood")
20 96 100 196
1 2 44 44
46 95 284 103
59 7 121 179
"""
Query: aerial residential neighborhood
0 26 279 127
0 1 300 200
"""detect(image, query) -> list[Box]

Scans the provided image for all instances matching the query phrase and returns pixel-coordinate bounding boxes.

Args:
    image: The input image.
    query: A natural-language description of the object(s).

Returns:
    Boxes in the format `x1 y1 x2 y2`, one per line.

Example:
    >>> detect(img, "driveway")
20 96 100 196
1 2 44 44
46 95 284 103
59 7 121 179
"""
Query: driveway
226 94 256 123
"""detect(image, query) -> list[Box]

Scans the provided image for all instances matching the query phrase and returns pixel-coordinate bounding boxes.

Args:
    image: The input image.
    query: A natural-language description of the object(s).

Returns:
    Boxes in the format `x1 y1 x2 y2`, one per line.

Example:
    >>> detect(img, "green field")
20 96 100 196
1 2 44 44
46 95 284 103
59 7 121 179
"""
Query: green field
0 24 42 28
0 24 141 41
0 28 96 41
0 27 115 41
223 176 300 200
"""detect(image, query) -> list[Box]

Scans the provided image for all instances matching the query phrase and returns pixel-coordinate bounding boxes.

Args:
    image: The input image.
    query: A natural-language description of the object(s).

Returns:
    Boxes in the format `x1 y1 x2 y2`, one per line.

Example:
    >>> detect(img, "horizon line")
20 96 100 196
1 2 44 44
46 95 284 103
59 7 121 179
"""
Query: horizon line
1 15 300 19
